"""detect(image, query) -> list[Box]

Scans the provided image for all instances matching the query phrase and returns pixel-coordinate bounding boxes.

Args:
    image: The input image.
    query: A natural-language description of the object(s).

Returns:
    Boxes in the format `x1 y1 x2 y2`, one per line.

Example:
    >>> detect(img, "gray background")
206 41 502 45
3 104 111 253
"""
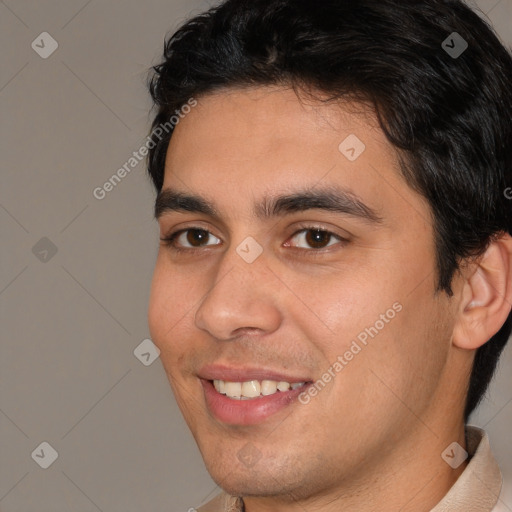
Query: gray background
0 0 511 511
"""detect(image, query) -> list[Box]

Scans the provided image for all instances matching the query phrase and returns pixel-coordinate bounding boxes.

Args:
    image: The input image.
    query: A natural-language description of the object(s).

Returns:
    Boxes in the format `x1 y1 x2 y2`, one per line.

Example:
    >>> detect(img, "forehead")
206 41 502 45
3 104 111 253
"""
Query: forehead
161 86 429 225
166 86 386 168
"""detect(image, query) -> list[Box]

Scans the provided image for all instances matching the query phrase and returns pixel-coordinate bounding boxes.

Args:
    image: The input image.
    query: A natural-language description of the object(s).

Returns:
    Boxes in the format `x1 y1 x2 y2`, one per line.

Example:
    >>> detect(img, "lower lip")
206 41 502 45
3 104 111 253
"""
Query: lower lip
201 379 310 426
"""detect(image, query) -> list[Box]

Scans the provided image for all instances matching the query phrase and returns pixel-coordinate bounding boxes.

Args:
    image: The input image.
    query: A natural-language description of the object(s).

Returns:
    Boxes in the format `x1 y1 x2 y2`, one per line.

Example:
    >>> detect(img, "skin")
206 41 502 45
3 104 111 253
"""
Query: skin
148 86 512 511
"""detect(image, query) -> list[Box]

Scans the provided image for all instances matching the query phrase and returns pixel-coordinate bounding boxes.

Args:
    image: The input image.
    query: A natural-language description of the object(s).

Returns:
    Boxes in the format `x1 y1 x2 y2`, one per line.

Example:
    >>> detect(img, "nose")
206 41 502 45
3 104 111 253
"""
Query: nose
194 251 282 341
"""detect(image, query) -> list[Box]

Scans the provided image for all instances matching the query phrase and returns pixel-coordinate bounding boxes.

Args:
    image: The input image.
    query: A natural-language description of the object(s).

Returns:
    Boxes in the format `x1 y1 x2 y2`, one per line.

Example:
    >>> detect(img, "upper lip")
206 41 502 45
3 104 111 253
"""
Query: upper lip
198 364 312 383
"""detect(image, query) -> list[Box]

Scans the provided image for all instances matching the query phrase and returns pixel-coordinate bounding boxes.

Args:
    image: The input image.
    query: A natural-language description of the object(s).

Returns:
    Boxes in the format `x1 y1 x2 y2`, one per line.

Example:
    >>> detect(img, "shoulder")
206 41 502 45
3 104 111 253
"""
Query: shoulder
492 472 511 511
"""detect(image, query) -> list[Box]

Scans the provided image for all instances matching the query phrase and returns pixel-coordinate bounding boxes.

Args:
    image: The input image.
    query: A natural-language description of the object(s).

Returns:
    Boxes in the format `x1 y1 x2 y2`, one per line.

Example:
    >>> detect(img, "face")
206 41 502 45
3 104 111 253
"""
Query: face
148 86 459 501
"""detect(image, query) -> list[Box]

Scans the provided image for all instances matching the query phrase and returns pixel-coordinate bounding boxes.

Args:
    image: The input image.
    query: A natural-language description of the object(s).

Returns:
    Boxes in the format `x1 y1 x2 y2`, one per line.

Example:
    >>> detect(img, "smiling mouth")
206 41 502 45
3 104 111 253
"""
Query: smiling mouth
211 379 310 399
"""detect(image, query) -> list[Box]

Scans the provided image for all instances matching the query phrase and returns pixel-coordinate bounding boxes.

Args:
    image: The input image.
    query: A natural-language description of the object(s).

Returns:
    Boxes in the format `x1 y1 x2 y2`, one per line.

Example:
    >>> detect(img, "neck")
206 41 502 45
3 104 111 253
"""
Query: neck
242 421 468 512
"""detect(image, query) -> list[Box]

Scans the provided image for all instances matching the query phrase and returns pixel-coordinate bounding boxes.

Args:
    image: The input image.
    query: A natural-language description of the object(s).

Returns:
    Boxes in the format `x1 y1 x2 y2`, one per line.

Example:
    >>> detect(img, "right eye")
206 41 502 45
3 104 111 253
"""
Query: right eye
160 228 222 250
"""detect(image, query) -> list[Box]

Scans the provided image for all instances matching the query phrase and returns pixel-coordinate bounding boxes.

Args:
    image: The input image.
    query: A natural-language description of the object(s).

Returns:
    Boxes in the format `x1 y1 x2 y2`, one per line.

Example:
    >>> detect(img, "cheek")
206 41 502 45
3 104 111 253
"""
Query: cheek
297 267 400 353
296 253 447 395
147 256 199 356
358 291 452 422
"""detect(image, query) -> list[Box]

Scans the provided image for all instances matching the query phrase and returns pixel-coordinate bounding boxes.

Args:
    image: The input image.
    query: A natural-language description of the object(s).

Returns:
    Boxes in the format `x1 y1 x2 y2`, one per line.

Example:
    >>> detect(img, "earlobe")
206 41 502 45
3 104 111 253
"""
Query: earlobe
453 233 512 350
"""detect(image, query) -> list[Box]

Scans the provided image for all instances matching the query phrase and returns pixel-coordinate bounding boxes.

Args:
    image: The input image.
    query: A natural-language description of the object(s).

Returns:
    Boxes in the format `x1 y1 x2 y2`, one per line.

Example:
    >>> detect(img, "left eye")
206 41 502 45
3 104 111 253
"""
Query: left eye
287 229 343 249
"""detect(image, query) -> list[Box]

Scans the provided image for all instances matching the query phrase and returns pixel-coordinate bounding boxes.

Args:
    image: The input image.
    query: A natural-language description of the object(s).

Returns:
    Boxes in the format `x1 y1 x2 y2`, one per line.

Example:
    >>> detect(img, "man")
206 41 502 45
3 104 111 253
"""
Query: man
146 0 512 510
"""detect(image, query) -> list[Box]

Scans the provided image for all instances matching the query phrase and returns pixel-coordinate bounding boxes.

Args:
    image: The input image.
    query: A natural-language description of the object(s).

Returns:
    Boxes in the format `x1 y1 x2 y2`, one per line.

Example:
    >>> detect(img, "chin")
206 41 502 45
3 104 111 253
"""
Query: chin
208 471 285 499
203 450 314 500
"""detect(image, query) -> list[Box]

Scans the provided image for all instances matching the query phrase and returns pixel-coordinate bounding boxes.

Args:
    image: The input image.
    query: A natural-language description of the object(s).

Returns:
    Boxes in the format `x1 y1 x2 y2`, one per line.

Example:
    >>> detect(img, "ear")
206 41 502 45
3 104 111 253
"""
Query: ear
453 232 512 350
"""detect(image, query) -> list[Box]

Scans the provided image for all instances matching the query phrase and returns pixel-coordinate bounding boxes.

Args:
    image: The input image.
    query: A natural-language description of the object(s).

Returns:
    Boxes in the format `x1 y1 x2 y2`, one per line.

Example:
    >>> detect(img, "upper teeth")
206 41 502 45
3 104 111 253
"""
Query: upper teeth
213 380 306 399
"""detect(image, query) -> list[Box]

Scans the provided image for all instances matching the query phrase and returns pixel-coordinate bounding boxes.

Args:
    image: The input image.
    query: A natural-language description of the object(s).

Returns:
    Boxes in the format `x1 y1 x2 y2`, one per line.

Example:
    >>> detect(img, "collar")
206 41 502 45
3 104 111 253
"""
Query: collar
431 426 502 511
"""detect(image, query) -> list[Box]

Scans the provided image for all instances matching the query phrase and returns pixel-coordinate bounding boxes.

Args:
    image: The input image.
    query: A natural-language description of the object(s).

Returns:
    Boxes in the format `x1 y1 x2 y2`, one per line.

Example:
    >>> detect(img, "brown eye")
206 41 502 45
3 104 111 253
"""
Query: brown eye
304 229 332 248
185 229 211 247
289 228 342 249
161 228 222 249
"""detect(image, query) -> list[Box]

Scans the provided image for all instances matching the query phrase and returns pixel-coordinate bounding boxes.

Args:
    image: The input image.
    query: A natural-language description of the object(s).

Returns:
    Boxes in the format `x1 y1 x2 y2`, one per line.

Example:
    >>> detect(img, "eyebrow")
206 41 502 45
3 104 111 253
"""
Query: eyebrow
154 186 383 224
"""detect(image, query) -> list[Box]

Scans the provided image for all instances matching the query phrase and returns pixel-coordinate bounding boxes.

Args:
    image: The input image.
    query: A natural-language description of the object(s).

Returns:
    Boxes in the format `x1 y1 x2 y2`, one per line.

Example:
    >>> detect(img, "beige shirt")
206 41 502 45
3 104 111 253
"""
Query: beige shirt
198 426 507 512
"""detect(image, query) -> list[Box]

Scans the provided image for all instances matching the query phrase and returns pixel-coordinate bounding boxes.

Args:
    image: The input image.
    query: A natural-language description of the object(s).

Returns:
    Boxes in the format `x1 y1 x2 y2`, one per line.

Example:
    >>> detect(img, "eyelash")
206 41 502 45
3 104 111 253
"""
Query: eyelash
159 224 348 255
